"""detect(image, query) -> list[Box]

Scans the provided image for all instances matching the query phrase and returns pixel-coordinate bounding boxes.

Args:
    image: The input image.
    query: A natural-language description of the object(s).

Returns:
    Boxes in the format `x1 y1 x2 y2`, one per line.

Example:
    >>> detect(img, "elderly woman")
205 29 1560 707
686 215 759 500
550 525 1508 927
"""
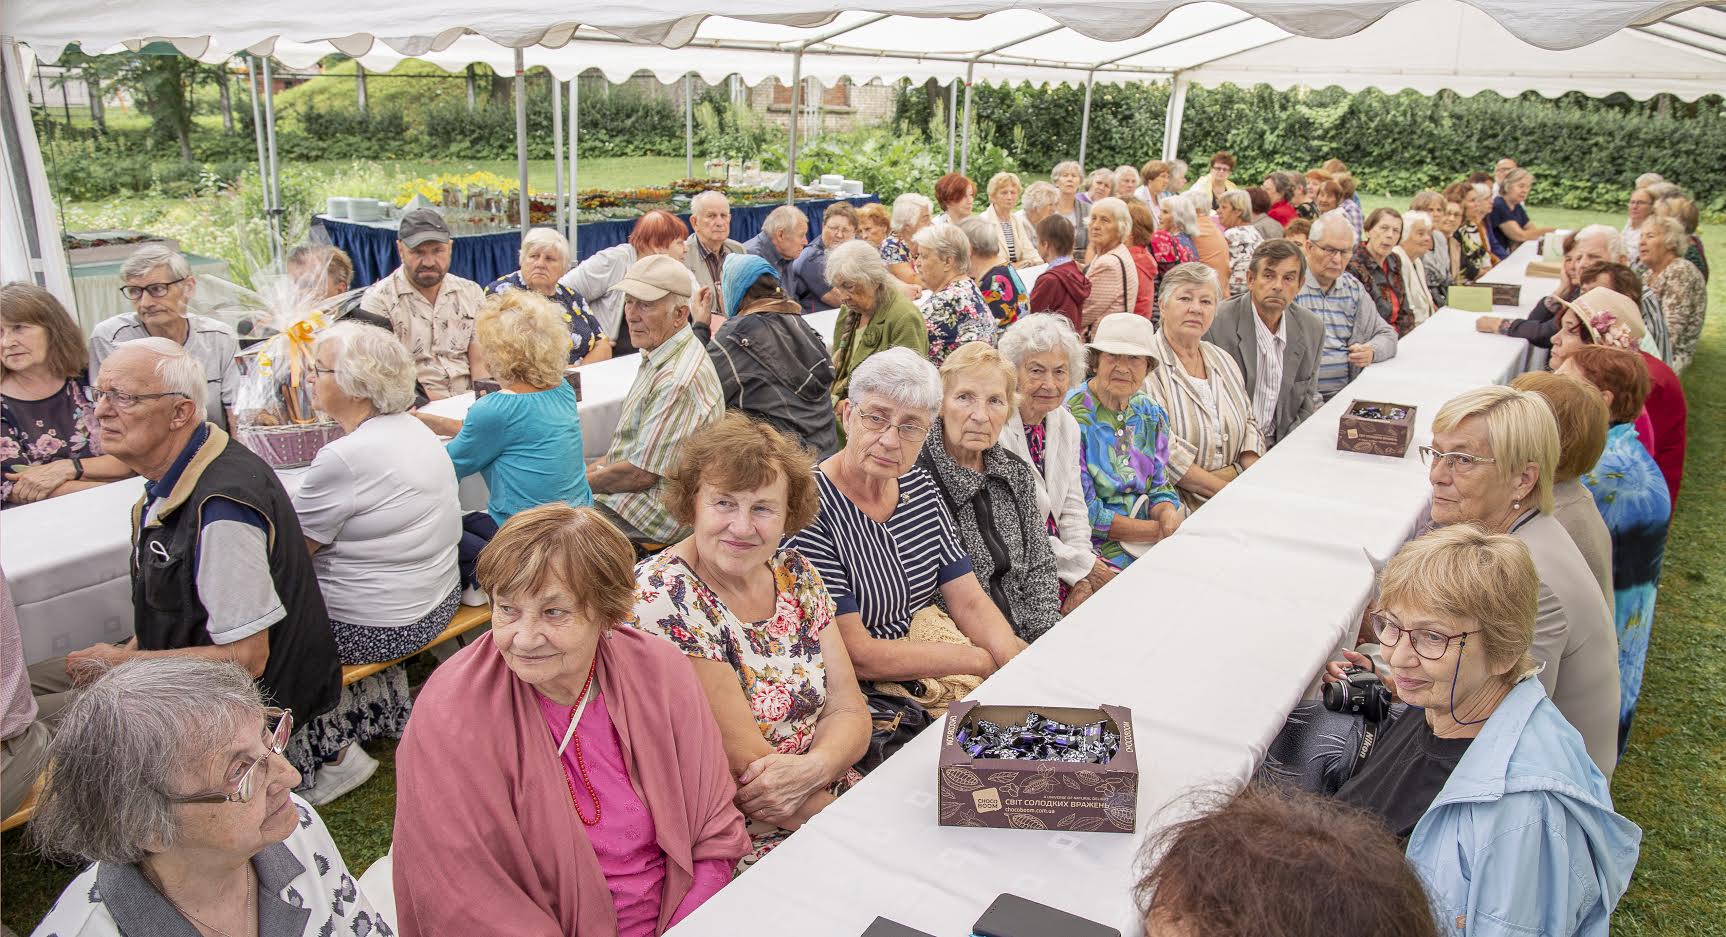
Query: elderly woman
293 321 462 803
1134 160 1172 216
1349 208 1411 336
1015 180 1060 237
561 209 701 356
1622 187 1655 267
1261 172 1299 227
913 223 997 365
827 239 930 405
918 343 1062 641
979 171 1044 269
415 291 590 597
1417 385 1619 777
1082 168 1115 206
632 414 869 866
1067 313 1182 568
488 227 610 366
1324 526 1640 935
1653 193 1708 281
961 216 1030 327
1150 195 1199 320
1124 202 1160 319
1186 191 1233 290
882 193 934 291
394 504 748 934
1313 178 1342 215
1081 197 1138 338
1637 216 1707 372
708 254 838 458
1508 371 1613 609
1114 165 1141 203
1549 285 1661 462
1144 264 1263 512
1392 210 1437 327
1454 183 1498 280
1557 345 1671 755
933 172 976 225
999 314 1117 611
1051 161 1093 257
784 348 1026 706
1 283 131 506
856 202 892 251
1217 190 1264 297
1488 168 1556 259
31 659 383 937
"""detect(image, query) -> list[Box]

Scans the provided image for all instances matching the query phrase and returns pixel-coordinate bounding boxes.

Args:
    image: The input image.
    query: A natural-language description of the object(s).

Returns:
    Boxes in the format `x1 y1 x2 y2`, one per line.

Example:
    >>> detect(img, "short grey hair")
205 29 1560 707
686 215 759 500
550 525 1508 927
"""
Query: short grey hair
763 204 809 237
825 239 899 304
891 193 933 233
1646 216 1688 256
847 346 942 415
1310 210 1358 247
1089 197 1131 243
1162 194 1197 235
1051 160 1082 181
997 312 1084 390
1402 211 1433 235
31 658 266 865
519 227 571 267
1086 168 1115 190
913 223 971 270
690 189 730 214
958 215 1002 261
1157 261 1221 309
1217 189 1252 219
105 336 209 414
1169 159 1190 180
1574 223 1625 261
120 242 191 282
1634 172 1664 190
1022 181 1059 216
315 321 417 415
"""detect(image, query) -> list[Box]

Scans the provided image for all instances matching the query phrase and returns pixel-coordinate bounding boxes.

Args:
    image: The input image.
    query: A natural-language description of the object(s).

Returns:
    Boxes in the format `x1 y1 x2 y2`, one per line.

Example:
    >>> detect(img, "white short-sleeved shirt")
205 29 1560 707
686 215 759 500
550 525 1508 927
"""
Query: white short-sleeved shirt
291 412 461 627
88 313 241 429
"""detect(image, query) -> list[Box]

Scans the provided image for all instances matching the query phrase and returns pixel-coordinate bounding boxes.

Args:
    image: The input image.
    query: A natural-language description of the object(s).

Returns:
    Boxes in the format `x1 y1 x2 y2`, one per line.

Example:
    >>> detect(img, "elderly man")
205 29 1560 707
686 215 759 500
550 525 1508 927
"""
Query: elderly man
1491 157 1517 198
358 208 487 399
1295 211 1397 400
684 189 743 324
1473 225 1656 350
791 202 859 314
1206 239 1324 446
88 243 242 430
44 339 340 765
744 205 810 304
588 256 724 545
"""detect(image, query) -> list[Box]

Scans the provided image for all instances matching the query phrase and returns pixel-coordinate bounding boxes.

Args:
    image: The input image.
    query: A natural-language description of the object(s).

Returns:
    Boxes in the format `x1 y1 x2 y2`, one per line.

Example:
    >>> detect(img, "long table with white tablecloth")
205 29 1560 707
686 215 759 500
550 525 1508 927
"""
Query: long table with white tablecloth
664 243 1557 936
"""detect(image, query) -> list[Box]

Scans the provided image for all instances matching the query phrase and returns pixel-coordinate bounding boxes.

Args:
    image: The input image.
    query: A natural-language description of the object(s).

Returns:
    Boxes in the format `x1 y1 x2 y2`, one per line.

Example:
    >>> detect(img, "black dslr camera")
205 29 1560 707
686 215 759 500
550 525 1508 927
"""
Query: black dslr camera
1323 665 1394 722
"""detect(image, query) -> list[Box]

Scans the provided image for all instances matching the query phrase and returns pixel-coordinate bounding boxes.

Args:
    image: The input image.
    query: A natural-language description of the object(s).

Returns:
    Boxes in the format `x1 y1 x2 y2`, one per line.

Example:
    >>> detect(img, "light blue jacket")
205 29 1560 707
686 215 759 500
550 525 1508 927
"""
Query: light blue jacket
1406 678 1641 937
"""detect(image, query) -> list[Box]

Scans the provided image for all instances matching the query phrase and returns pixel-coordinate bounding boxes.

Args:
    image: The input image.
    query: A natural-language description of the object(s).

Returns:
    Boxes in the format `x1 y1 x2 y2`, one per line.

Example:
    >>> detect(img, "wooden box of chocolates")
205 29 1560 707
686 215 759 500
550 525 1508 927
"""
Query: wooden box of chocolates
1337 399 1417 457
937 702 1137 834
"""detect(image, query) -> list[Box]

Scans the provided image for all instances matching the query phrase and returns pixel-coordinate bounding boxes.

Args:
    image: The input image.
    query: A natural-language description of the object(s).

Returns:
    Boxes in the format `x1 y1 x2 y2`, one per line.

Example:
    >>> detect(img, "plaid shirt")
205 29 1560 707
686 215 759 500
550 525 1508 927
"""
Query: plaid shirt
597 326 723 542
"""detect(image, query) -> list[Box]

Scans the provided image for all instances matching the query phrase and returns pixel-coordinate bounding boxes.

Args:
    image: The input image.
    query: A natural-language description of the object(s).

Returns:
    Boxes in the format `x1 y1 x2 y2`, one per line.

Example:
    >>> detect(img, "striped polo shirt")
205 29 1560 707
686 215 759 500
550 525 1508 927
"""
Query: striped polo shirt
1296 271 1374 400
784 466 973 640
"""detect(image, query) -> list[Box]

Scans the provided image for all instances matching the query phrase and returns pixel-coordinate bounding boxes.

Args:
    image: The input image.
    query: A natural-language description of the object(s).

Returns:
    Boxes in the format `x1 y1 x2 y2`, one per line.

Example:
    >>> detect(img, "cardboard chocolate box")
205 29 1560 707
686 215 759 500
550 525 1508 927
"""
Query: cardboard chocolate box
938 702 1137 834
1490 283 1523 307
1337 399 1417 457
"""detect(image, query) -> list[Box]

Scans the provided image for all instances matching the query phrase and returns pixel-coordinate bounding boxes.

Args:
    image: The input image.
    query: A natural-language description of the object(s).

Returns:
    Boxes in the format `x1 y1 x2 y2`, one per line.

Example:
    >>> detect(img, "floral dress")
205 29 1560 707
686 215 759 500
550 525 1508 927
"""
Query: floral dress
630 548 859 865
1065 385 1181 569
1581 422 1671 754
879 235 911 266
923 277 997 365
1223 225 1264 297
1646 258 1708 373
485 271 603 363
1456 222 1493 282
0 379 101 507
976 264 1030 327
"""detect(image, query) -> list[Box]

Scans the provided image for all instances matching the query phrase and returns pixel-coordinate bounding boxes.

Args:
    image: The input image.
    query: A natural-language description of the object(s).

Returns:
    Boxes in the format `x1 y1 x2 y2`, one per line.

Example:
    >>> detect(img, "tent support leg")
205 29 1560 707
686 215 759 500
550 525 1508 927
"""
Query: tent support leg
569 75 580 255
553 77 564 235
514 49 530 237
684 73 694 179
260 56 283 266
1078 71 1095 170
946 80 957 172
959 63 974 177
244 57 271 258
1161 73 1189 164
786 51 802 204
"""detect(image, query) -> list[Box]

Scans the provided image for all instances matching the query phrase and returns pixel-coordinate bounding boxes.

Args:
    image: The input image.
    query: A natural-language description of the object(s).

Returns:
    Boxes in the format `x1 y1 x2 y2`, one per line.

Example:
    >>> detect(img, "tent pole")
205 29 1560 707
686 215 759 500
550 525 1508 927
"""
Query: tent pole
946 80 957 172
1078 71 1095 170
786 51 802 205
514 49 529 237
260 57 283 266
243 57 271 251
684 73 694 178
552 77 564 235
959 63 974 176
569 75 580 255
355 62 368 115
1160 73 1189 164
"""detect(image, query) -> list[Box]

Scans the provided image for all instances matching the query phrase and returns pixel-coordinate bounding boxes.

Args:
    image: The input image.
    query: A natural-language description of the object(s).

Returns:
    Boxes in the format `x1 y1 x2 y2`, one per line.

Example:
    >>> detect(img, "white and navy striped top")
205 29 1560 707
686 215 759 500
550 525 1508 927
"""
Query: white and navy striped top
785 466 974 640
1296 271 1374 400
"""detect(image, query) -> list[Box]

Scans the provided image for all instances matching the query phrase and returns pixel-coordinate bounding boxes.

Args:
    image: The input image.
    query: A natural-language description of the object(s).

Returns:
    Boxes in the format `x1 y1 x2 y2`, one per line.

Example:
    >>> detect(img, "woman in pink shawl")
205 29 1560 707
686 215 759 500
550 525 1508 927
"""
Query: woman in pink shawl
393 504 749 936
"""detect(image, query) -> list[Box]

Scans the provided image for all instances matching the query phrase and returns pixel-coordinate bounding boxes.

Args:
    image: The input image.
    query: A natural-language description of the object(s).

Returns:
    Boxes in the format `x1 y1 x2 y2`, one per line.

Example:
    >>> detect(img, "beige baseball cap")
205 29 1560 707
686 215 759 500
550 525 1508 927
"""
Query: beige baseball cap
608 254 691 303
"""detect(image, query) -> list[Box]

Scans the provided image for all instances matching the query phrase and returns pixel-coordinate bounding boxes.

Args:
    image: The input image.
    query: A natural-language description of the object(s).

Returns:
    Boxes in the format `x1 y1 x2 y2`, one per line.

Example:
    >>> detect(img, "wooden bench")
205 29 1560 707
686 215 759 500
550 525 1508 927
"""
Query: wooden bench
341 604 492 685
1 776 42 833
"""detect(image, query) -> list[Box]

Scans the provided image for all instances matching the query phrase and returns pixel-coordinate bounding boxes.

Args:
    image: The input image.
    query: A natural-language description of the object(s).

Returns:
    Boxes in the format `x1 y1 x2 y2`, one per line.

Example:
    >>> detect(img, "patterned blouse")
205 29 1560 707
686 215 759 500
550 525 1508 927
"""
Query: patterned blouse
880 235 911 266
0 378 102 507
1456 222 1493 282
977 264 1030 327
1348 246 1409 335
1149 230 1197 320
1646 258 1708 373
1065 385 1181 569
632 549 836 753
923 277 998 365
485 271 604 363
1223 224 1264 297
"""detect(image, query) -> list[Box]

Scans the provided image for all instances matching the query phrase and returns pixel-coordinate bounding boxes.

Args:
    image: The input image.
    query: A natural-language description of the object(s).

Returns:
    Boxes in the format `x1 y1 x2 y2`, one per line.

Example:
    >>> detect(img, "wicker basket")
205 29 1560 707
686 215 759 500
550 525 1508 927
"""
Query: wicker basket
235 421 345 469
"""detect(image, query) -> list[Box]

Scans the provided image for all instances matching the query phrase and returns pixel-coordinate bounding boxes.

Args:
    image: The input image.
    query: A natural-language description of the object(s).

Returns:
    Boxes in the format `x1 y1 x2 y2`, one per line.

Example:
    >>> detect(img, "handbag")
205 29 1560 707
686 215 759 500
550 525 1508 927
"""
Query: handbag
1253 700 1406 796
856 687 932 775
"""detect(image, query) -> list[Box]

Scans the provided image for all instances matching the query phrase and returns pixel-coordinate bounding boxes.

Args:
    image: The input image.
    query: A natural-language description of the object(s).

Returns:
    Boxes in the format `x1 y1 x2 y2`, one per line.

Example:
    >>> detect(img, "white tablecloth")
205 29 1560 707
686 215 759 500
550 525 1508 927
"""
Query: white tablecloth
3 310 842 665
666 243 1553 936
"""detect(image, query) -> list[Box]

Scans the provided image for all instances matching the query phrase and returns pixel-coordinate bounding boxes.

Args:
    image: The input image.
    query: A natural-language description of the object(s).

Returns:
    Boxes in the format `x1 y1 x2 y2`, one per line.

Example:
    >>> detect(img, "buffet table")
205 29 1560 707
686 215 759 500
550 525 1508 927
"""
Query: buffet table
315 196 879 289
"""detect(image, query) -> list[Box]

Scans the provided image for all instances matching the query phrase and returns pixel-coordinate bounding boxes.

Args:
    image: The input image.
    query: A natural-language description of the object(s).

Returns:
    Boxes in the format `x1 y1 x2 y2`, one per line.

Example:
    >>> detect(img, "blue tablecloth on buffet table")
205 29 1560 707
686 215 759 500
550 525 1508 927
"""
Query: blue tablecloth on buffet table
314 195 878 288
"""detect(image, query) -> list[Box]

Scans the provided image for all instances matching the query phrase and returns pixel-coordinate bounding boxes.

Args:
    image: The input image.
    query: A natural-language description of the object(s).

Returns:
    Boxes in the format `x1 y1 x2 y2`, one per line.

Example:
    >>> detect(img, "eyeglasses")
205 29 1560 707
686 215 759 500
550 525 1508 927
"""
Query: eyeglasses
90 388 189 410
855 410 930 443
170 709 293 805
118 278 189 301
1312 244 1351 260
1372 612 1477 661
1418 445 1498 474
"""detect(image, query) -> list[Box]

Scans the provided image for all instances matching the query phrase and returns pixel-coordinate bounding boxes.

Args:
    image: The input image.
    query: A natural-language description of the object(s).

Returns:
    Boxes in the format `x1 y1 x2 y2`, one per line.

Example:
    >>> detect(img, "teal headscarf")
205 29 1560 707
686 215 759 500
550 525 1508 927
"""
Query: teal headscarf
721 253 779 319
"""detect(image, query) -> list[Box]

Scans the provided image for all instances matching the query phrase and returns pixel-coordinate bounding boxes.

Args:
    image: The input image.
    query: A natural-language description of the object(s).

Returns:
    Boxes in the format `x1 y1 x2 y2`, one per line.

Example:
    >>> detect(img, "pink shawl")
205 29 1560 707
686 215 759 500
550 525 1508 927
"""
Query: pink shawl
392 627 748 936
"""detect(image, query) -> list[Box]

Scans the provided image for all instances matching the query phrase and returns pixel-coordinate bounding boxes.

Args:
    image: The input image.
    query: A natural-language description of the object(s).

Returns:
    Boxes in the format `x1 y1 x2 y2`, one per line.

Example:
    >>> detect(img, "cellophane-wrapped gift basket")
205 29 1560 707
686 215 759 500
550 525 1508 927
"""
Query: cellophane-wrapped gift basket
232 309 344 468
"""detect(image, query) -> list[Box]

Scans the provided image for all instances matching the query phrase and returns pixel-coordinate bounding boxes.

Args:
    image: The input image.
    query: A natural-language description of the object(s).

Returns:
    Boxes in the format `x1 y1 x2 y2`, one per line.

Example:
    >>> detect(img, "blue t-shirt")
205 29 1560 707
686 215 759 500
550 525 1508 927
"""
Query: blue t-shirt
1485 197 1528 259
445 381 590 524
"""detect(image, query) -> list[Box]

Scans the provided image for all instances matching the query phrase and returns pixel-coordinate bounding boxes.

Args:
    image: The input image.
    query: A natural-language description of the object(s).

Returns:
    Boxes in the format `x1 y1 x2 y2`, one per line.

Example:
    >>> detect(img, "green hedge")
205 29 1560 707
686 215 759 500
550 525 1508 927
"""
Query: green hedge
897 83 1726 214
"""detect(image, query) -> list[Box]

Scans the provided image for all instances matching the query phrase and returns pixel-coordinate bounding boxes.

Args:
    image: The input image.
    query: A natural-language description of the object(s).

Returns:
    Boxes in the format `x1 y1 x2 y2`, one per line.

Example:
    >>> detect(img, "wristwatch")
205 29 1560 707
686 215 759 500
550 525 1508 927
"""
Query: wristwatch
71 456 85 481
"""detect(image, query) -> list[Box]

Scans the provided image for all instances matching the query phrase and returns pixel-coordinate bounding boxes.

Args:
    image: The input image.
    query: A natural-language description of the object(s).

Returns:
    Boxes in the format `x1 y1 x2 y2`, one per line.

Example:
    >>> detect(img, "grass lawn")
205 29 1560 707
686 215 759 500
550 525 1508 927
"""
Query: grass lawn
3 190 1722 933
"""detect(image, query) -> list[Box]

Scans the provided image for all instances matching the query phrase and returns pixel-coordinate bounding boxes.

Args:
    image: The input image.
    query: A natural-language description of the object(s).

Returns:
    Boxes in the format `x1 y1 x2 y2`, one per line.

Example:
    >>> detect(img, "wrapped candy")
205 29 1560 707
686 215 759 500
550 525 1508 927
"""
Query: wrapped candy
962 711 1121 765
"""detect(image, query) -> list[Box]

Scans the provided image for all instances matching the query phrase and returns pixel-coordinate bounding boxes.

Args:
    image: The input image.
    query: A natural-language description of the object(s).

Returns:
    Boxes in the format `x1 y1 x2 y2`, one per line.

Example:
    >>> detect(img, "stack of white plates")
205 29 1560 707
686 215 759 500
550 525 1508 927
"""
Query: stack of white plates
326 197 353 219
349 199 386 222
841 180 865 196
819 174 844 187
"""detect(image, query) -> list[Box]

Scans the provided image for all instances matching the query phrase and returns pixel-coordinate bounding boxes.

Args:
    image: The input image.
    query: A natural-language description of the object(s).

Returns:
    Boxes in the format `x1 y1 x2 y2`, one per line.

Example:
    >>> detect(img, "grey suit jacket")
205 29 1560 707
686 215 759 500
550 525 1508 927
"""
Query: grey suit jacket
1205 293 1323 446
684 233 744 318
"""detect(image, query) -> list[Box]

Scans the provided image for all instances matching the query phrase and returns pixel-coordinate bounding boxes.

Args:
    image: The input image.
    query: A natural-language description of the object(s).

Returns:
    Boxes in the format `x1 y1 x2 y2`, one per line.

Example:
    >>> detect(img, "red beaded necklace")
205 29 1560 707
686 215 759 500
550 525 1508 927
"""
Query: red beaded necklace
556 655 602 827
